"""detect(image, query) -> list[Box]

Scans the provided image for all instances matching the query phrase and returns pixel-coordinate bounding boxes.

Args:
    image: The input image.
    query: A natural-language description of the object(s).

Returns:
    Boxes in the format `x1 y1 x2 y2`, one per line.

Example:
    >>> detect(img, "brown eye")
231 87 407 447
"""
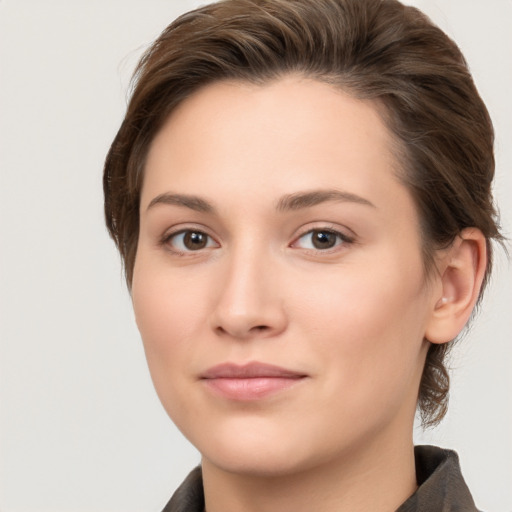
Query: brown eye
293 229 352 251
311 230 338 249
183 231 208 250
166 230 217 252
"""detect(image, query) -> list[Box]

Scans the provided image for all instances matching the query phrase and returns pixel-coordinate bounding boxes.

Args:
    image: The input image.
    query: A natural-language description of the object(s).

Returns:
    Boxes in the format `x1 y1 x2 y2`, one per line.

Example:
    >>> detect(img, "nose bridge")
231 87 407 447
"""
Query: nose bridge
211 236 286 338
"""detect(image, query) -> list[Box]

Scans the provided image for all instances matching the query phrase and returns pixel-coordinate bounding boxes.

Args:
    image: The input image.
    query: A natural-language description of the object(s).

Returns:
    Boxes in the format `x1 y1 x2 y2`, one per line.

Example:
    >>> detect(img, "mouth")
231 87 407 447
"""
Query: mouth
200 362 308 401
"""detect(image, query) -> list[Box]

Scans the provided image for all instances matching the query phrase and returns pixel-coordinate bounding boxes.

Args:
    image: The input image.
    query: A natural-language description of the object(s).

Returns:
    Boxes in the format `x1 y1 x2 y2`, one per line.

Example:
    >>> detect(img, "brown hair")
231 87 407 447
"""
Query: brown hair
103 0 502 427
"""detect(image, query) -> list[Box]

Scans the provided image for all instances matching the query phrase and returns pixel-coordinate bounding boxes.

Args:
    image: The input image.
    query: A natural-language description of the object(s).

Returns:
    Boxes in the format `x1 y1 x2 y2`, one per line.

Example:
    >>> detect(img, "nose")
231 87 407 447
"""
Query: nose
210 245 288 340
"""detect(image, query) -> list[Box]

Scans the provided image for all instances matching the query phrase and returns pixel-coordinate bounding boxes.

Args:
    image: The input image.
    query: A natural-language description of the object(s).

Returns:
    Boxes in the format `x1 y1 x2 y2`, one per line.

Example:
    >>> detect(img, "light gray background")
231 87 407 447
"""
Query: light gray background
0 1 510 511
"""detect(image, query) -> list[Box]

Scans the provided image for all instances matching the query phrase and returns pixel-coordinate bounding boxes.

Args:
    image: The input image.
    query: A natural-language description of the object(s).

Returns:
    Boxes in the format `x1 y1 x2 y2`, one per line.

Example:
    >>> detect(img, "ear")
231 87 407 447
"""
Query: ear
425 228 487 344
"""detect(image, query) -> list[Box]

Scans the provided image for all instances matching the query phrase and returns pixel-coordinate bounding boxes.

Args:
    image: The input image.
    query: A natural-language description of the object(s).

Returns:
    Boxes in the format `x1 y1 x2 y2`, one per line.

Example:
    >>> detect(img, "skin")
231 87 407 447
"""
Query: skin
131 76 486 512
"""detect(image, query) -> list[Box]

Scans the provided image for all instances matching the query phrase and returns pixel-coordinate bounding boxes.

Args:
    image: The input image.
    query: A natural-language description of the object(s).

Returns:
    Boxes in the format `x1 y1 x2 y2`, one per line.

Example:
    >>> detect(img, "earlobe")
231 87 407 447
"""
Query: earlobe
425 228 487 344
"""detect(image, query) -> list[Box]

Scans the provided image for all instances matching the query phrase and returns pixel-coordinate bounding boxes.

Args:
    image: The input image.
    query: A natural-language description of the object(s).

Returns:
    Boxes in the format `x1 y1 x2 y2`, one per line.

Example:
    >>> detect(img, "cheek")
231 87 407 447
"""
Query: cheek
131 255 209 380
131 259 218 432
295 256 430 398
296 258 427 337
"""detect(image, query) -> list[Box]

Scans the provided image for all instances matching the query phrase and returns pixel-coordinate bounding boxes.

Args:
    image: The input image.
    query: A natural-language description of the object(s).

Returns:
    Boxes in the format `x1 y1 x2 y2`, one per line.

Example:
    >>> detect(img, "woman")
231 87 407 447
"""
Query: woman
103 0 503 510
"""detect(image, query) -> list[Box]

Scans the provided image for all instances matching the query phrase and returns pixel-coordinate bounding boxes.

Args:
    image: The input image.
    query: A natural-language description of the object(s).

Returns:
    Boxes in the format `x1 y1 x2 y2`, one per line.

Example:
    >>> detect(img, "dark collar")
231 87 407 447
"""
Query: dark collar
397 445 479 511
162 466 204 512
162 445 479 512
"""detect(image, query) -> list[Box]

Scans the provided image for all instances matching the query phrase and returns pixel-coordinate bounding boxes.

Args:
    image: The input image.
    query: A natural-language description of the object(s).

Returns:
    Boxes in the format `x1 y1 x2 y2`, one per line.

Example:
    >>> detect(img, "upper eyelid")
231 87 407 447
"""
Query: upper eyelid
161 224 216 241
292 224 356 241
292 230 352 245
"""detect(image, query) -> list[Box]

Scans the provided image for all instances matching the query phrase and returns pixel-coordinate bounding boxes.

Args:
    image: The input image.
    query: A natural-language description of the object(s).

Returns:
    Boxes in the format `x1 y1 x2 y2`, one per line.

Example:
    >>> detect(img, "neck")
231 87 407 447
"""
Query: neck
202 430 418 512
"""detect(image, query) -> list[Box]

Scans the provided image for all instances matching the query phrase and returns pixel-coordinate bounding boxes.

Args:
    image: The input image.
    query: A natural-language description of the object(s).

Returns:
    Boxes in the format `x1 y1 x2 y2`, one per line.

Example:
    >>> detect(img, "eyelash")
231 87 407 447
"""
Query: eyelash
160 226 355 256
291 227 354 252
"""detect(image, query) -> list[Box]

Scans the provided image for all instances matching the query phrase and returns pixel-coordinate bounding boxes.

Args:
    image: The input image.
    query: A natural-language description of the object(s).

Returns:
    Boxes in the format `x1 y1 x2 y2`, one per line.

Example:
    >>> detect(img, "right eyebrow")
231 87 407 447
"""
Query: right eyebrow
146 193 215 214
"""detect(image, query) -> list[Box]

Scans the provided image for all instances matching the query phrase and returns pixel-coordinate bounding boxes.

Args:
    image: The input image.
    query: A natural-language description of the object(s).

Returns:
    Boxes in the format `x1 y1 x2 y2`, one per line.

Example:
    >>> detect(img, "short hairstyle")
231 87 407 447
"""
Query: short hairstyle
104 0 503 427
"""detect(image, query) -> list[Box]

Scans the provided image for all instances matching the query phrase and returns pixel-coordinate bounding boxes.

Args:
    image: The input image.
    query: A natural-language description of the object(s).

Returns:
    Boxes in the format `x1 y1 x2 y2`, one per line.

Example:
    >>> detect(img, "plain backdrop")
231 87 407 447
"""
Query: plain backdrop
0 1 511 511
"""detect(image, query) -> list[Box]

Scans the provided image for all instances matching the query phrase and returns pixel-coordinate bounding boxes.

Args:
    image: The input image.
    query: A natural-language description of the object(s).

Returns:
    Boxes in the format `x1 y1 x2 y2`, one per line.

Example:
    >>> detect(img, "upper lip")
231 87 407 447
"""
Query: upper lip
200 362 307 379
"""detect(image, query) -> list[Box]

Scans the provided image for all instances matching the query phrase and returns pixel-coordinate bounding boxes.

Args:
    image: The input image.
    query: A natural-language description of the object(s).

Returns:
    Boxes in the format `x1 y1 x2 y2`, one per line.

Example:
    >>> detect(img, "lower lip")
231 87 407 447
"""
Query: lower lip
202 376 305 401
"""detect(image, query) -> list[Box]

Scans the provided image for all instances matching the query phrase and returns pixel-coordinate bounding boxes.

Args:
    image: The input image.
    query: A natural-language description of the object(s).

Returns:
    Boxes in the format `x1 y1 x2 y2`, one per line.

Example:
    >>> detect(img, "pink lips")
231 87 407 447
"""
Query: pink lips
200 362 307 401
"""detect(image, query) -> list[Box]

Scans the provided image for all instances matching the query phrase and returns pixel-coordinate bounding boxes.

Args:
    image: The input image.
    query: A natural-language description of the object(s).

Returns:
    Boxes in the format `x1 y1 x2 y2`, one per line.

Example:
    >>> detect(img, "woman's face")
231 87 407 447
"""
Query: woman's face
132 77 438 476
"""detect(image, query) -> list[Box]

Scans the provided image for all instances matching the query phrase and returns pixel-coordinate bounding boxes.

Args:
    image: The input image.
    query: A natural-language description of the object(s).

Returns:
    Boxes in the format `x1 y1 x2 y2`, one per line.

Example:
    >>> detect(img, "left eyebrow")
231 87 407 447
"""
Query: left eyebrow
276 189 376 212
146 192 216 213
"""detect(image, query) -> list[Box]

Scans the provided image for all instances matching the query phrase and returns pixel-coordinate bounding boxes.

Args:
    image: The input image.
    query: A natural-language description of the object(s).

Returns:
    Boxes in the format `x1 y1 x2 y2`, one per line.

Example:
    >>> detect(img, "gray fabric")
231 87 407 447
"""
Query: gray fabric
161 445 480 512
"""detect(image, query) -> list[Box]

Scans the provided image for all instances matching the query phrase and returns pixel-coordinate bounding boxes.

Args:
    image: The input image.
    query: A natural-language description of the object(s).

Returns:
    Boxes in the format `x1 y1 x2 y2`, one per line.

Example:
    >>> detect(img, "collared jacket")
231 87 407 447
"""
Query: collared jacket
161 445 481 512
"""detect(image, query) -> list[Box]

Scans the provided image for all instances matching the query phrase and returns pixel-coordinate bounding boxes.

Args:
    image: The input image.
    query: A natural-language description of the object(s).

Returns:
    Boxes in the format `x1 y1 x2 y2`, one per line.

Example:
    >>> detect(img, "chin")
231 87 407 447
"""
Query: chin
188 416 349 479
182 416 307 476
202 444 313 478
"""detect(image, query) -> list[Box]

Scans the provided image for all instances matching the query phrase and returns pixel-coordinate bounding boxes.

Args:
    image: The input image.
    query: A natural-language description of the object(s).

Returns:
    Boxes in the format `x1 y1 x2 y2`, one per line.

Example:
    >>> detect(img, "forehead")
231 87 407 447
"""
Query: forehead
142 76 408 216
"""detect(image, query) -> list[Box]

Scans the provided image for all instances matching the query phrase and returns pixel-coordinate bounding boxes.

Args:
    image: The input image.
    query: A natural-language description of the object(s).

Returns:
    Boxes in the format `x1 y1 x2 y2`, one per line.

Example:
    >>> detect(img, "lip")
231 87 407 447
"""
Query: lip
200 362 308 401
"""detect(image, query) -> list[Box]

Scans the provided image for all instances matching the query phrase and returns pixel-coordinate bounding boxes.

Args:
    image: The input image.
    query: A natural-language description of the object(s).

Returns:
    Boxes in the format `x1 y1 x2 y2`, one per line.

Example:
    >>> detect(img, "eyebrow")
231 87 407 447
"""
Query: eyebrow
147 193 215 213
146 188 375 214
276 189 375 211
